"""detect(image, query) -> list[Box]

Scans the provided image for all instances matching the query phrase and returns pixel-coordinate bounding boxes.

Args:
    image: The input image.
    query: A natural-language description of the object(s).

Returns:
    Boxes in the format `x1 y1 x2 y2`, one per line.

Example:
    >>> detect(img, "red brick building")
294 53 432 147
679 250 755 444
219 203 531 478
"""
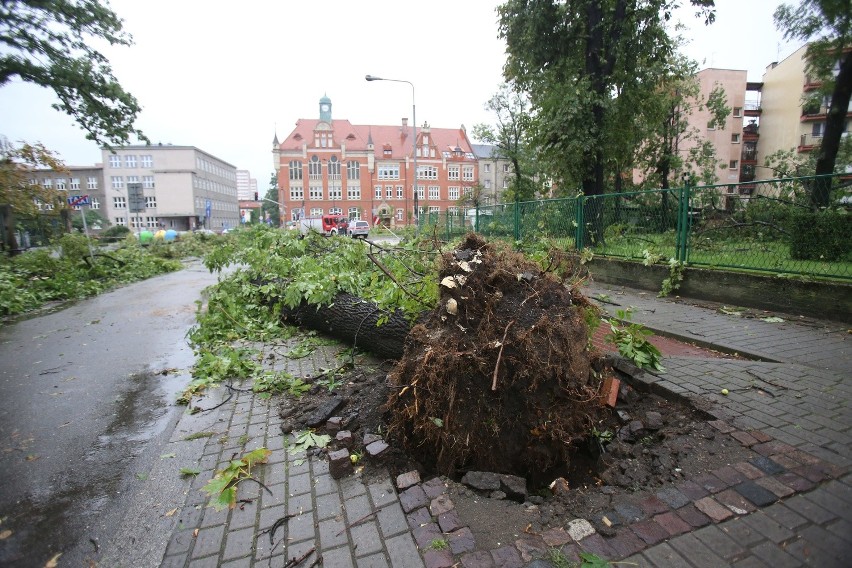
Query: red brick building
273 95 478 227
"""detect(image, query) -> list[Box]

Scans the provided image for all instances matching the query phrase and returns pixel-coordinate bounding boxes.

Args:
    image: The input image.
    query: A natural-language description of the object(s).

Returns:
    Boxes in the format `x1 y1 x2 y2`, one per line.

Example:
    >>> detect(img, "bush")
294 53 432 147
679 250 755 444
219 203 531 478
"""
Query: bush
787 208 851 262
100 225 130 242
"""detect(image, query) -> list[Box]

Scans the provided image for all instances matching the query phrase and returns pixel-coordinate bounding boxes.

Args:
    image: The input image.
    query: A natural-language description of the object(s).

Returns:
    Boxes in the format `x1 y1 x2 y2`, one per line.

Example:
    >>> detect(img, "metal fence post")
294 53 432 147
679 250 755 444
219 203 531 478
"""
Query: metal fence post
514 198 520 241
675 177 691 262
574 195 585 250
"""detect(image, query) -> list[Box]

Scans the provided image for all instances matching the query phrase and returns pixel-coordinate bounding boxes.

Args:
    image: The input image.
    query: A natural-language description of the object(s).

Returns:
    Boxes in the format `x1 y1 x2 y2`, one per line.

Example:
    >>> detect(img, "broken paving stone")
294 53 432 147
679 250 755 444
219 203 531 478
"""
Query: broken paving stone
566 518 596 541
645 411 663 430
422 477 447 499
438 509 463 533
489 490 507 500
460 470 500 491
365 440 389 458
540 527 572 547
328 448 353 479
396 470 421 490
447 527 476 554
334 430 354 448
499 474 528 502
326 416 343 434
305 397 344 427
400 485 430 513
430 494 454 516
363 432 382 446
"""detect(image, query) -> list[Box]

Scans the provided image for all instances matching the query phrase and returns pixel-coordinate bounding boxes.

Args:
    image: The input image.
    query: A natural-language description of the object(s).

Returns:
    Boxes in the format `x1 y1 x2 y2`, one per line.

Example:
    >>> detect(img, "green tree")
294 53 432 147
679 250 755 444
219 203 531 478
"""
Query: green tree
498 0 715 196
0 0 146 147
261 173 280 227
472 83 540 202
633 56 729 190
774 0 852 207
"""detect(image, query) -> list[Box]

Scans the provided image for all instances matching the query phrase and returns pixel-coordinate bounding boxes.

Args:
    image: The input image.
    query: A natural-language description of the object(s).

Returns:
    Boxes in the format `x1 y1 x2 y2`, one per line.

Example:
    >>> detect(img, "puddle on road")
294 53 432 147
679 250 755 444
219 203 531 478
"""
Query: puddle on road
0 368 192 567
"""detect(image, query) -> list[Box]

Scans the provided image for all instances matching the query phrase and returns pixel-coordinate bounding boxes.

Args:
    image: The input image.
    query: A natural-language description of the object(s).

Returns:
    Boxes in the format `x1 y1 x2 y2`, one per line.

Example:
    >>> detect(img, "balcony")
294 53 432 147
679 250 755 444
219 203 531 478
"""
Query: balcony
803 76 823 92
744 101 762 117
798 133 822 152
742 122 759 141
740 145 758 165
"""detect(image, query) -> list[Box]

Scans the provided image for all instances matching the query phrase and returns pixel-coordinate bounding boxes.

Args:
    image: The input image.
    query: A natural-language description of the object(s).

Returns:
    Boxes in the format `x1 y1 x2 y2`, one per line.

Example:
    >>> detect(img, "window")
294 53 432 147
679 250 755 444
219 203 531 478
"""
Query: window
448 166 460 180
91 197 100 210
347 161 360 180
87 177 98 190
707 121 716 130
386 185 393 199
329 207 342 215
329 185 342 200
375 185 382 199
70 178 80 190
289 161 303 180
429 206 439 213
396 185 404 198
309 185 323 200
146 216 158 228
448 206 460 216
145 196 157 208
111 176 124 190
141 155 152 168
109 154 121 168
418 166 438 180
113 196 127 209
309 156 321 179
114 216 126 226
143 175 155 188
310 208 324 217
503 163 511 173
812 122 825 137
731 133 741 143
55 178 67 190
503 179 509 188
328 156 341 179
729 160 739 170
428 186 440 199
417 185 425 199
126 175 139 186
348 207 359 219
347 186 361 200
42 178 52 189
484 180 492 189
289 185 304 200
462 166 474 181
125 155 137 168
448 187 460 200
733 107 743 118
378 165 399 180
396 208 404 221
483 164 491 173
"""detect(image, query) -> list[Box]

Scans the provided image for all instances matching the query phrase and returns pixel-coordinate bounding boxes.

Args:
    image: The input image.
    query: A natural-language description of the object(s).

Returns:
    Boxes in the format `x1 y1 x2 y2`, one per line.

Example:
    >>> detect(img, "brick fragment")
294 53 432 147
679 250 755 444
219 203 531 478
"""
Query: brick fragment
447 527 476 554
438 509 463 533
423 548 454 568
490 545 523 568
396 470 421 490
399 485 429 513
328 448 353 479
430 494 454 516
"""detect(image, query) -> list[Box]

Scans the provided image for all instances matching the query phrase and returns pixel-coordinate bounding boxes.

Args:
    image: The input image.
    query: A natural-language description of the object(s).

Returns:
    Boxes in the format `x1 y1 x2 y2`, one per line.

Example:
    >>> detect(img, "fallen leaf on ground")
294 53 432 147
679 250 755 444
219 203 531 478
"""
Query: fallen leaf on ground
45 553 62 567
165 508 178 517
0 529 12 539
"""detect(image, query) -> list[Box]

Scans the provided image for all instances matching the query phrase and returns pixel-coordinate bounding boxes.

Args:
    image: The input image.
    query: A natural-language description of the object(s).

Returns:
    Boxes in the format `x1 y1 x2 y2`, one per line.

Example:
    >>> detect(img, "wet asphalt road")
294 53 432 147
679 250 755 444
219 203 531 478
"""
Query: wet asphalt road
0 260 223 567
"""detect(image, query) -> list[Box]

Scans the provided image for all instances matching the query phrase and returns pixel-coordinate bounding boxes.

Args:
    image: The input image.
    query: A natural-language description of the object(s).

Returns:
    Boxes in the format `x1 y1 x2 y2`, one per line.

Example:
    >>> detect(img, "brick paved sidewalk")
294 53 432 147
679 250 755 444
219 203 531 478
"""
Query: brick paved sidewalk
154 284 850 568
582 282 850 376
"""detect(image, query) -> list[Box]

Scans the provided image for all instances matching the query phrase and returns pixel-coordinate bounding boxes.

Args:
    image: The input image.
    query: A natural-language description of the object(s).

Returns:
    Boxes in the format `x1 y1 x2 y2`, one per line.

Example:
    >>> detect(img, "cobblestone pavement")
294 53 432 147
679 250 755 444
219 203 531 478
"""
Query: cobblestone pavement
151 283 848 568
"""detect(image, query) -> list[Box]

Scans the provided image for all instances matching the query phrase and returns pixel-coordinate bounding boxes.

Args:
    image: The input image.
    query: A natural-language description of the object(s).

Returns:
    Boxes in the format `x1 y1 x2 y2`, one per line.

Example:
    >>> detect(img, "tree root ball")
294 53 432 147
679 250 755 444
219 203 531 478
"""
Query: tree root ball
385 234 611 478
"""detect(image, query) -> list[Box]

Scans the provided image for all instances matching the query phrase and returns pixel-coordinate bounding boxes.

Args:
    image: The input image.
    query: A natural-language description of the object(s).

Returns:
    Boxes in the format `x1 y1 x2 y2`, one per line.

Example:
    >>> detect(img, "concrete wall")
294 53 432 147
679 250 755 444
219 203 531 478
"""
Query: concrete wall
587 257 851 324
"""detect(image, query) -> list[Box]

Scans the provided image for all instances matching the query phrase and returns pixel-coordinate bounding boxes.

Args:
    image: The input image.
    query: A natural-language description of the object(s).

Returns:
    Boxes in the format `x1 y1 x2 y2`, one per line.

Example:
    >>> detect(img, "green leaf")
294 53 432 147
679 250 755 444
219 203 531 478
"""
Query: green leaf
180 467 201 477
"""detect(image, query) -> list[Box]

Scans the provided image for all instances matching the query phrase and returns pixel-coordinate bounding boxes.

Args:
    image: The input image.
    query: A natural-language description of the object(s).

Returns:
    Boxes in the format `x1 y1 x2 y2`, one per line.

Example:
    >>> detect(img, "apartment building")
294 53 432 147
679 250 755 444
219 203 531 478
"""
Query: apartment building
101 145 240 232
273 96 478 226
472 144 512 205
693 69 749 187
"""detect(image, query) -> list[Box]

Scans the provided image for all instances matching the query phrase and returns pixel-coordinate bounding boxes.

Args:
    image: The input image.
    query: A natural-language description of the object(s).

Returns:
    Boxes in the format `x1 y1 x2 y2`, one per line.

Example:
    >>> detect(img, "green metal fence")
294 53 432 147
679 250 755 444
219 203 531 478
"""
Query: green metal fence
418 174 851 281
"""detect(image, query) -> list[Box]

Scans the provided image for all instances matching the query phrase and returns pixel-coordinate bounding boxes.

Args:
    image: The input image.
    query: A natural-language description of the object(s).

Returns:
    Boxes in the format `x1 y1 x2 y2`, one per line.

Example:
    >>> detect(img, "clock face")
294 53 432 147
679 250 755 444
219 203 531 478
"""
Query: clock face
321 104 330 112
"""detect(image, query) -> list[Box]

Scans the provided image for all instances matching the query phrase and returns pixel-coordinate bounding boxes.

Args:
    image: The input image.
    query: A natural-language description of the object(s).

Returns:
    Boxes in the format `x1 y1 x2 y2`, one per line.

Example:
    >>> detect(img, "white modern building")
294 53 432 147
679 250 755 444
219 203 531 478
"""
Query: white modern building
101 145 240 232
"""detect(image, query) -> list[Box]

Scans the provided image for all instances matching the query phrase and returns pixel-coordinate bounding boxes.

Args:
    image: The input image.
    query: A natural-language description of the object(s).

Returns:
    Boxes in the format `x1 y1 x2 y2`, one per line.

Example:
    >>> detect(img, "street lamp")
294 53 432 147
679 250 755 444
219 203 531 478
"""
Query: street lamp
365 74 418 229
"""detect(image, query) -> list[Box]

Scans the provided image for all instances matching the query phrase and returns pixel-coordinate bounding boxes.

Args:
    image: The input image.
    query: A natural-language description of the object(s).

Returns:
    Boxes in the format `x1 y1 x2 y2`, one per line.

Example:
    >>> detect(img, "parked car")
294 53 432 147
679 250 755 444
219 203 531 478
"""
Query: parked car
348 220 370 239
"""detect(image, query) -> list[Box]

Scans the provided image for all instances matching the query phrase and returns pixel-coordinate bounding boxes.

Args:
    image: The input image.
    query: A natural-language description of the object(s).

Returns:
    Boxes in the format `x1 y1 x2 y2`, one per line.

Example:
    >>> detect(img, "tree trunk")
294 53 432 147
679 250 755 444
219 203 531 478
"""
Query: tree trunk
280 292 415 360
813 49 852 208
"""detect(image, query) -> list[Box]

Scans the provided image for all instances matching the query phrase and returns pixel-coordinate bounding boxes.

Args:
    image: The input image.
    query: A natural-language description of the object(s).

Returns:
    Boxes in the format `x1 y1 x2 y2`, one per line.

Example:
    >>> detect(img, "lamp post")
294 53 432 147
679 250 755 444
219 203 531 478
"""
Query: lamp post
365 74 417 229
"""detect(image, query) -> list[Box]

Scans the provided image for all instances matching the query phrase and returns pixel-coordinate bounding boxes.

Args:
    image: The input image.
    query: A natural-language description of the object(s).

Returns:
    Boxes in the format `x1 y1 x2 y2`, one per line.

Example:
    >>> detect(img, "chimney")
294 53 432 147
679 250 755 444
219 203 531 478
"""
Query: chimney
402 118 408 127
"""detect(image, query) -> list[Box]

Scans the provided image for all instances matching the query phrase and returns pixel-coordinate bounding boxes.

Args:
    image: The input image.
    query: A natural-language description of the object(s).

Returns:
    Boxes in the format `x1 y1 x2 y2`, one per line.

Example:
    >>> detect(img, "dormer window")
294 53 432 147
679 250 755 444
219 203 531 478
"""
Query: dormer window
383 144 392 157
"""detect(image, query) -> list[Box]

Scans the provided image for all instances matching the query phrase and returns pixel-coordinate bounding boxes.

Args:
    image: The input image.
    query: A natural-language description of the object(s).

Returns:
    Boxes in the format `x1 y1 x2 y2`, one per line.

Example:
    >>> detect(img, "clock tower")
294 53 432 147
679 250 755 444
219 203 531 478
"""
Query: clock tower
319 94 332 123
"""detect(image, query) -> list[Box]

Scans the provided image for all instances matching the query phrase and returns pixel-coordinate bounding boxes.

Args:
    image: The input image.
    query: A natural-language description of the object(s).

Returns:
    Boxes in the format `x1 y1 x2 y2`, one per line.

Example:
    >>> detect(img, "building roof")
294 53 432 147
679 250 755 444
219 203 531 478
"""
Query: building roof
471 143 507 159
277 119 475 160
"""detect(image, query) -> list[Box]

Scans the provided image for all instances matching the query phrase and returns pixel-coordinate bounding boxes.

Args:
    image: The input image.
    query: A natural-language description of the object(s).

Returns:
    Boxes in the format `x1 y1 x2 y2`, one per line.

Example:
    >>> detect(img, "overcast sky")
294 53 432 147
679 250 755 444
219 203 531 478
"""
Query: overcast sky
0 0 798 190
